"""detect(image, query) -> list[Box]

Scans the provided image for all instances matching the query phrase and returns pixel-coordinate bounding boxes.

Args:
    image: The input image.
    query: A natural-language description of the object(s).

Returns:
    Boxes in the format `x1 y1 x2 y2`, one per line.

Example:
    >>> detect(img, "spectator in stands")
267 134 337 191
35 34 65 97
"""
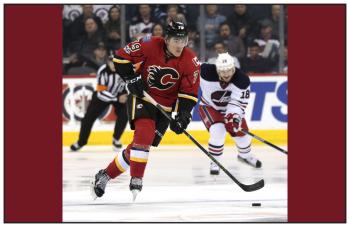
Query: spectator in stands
182 5 200 27
65 17 106 75
198 5 226 48
253 19 279 69
165 5 179 25
241 42 273 73
187 25 200 56
207 42 241 68
69 5 104 45
151 23 165 37
63 5 82 22
78 17 106 60
104 5 122 52
269 5 288 39
226 4 257 45
129 5 157 41
86 42 108 72
153 5 168 24
216 22 245 60
93 5 113 24
63 5 83 57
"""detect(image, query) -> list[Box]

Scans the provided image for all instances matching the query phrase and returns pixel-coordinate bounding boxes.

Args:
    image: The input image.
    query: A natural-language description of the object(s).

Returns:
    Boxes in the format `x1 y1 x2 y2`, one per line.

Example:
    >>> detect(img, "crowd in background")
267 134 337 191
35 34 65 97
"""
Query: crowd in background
63 4 288 75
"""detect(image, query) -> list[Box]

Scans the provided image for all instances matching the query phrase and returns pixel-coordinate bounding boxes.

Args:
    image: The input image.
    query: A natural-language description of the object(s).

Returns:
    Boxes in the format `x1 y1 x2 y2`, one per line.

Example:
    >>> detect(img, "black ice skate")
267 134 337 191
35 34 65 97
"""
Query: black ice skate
70 142 83 152
129 177 143 202
112 139 122 152
90 169 111 200
238 154 262 168
210 162 220 175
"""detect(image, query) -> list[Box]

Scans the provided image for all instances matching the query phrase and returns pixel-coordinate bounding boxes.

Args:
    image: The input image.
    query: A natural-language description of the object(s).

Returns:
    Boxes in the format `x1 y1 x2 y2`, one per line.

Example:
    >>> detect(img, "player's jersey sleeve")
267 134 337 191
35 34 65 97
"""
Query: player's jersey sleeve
226 69 250 118
177 52 200 111
115 35 155 64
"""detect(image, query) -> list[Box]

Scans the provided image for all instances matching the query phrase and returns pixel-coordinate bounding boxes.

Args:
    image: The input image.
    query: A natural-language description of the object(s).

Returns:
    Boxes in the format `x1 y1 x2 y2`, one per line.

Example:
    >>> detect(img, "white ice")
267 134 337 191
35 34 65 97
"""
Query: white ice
63 145 287 222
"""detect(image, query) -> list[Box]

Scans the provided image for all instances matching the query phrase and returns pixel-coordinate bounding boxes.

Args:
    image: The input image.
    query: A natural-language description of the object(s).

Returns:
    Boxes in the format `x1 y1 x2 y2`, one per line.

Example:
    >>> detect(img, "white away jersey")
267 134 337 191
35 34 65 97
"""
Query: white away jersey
200 63 250 118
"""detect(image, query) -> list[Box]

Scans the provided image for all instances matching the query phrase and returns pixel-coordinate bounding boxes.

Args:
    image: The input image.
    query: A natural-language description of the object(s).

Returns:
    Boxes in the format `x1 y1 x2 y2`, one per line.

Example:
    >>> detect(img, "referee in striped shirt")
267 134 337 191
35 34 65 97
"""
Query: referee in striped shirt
70 58 128 152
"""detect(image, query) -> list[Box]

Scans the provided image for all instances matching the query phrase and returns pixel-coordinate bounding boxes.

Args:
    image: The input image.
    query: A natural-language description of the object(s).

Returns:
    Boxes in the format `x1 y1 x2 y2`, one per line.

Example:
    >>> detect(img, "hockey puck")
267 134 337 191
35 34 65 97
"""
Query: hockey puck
252 203 261 207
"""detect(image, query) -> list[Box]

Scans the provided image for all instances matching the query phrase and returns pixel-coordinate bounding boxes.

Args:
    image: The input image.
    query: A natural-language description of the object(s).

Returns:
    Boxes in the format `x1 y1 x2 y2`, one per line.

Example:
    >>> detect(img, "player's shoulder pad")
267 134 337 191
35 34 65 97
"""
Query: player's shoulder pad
181 47 200 69
141 34 152 43
231 68 250 89
142 35 162 44
200 63 219 82
140 36 163 50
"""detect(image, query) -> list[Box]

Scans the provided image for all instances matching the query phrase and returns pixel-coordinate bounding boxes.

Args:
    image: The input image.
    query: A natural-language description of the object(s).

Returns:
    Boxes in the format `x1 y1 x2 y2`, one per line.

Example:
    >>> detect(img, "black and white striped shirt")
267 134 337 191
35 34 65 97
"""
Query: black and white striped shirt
96 64 126 102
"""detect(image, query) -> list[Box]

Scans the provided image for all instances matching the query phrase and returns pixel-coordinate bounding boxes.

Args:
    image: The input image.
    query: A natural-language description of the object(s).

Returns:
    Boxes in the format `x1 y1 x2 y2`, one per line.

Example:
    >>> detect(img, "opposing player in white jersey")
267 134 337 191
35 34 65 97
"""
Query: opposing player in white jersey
199 53 262 175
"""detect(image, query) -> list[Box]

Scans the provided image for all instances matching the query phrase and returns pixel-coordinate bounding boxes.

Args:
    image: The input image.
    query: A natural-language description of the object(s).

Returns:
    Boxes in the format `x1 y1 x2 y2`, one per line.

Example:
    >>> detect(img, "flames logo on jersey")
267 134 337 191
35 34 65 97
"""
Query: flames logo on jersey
147 65 180 90
211 90 232 107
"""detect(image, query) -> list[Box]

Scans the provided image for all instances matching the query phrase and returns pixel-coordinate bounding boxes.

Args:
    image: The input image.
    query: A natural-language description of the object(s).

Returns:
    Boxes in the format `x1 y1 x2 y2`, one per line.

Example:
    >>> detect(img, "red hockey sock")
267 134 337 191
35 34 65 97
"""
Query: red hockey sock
130 147 149 178
129 119 155 178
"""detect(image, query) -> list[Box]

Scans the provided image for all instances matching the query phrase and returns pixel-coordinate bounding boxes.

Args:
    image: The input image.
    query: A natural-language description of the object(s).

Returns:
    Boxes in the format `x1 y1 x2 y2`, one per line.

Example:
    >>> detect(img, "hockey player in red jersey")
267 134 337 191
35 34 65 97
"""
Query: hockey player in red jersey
199 53 262 175
91 21 200 200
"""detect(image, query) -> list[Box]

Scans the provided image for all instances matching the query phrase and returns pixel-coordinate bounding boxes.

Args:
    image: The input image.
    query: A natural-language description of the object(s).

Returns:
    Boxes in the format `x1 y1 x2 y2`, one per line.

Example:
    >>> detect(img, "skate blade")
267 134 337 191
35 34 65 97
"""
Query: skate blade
131 189 140 202
90 179 98 200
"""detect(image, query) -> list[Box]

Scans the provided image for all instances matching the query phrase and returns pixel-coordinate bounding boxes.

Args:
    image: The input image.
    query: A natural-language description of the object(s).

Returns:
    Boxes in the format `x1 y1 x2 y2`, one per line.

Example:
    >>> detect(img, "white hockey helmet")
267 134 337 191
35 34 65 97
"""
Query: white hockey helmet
215 52 236 82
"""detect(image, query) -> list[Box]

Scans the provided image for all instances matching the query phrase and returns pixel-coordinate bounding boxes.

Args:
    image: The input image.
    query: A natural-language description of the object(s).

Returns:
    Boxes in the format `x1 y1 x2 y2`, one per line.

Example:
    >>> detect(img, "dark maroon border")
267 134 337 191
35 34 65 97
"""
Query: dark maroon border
4 5 62 222
288 5 346 222
3 4 346 223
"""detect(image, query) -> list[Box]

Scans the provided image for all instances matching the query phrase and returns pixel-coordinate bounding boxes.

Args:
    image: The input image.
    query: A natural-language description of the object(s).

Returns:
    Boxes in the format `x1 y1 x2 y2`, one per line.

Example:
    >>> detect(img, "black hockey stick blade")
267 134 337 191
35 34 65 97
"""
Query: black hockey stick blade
239 179 265 192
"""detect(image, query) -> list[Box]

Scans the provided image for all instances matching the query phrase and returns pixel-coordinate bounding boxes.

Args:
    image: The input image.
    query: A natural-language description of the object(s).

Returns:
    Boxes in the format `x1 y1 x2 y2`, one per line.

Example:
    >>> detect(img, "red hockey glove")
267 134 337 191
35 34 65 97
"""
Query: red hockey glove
224 113 242 135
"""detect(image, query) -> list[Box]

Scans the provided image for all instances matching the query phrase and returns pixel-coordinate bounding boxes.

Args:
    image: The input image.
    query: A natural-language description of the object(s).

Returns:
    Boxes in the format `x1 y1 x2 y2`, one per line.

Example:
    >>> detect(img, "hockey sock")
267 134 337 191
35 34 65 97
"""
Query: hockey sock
208 123 226 161
129 118 155 178
209 143 224 160
105 144 131 178
235 135 252 158
130 146 149 178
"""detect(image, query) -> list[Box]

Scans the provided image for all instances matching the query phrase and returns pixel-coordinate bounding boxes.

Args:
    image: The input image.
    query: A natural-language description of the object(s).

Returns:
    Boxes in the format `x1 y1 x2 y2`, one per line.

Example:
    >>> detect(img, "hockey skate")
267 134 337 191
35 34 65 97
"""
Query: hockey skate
70 142 83 152
112 139 122 152
129 177 143 202
238 153 262 168
90 169 111 200
210 162 220 175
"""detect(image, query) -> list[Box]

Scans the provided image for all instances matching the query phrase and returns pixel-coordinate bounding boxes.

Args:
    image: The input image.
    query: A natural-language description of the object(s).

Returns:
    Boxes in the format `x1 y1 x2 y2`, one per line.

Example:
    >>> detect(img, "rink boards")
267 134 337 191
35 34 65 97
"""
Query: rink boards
63 75 287 146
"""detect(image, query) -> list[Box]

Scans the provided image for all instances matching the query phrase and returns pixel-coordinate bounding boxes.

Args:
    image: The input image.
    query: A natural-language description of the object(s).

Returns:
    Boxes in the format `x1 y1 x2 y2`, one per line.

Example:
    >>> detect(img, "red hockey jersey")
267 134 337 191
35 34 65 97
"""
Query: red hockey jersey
116 36 200 109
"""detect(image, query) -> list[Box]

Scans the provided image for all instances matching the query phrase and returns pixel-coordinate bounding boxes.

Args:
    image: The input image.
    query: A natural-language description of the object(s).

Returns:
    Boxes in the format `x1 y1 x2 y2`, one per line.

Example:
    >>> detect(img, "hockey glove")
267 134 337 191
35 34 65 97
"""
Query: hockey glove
224 113 242 136
170 112 192 134
126 74 146 98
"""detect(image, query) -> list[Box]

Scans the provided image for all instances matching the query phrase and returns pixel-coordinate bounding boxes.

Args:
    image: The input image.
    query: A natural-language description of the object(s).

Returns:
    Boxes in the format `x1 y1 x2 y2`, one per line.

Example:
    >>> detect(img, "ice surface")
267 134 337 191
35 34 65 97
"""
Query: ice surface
63 145 287 222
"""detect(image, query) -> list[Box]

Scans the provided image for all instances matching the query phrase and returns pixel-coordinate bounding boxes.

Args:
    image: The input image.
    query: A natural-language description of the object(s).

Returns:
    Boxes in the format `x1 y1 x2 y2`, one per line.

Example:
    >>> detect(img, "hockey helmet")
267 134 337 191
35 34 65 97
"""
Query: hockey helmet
165 21 188 38
215 53 236 82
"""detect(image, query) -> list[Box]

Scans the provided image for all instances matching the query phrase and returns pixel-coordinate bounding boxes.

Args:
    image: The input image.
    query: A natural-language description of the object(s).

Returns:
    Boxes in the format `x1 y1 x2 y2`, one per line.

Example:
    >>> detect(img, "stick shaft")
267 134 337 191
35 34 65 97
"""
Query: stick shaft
142 92 264 192
240 129 288 155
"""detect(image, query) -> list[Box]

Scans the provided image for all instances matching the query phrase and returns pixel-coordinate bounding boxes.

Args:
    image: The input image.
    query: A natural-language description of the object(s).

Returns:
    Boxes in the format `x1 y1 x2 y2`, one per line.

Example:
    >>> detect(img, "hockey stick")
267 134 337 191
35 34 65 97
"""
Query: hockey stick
240 129 288 155
142 92 264 192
